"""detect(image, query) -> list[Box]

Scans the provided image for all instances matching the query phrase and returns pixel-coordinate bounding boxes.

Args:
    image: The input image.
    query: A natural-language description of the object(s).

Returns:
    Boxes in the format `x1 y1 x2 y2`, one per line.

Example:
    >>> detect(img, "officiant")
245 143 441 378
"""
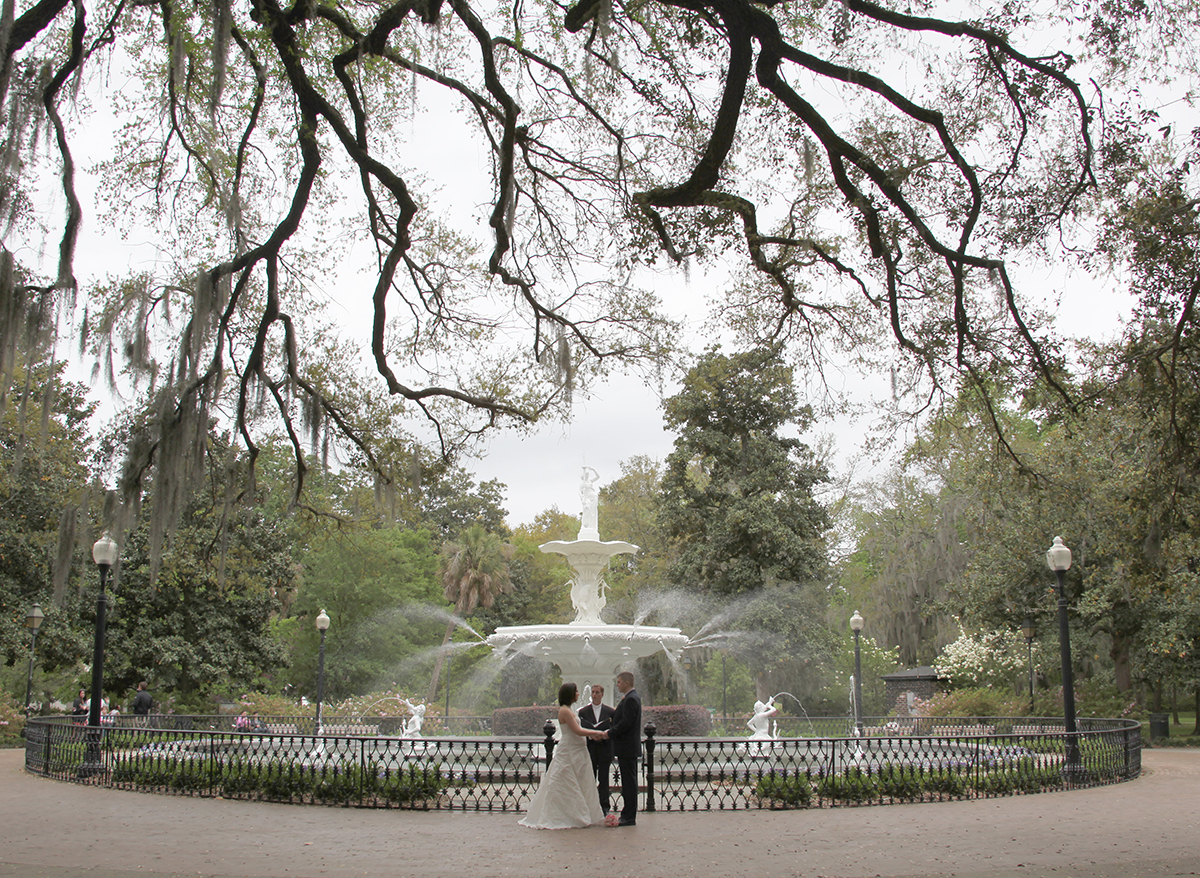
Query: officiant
578 683 615 814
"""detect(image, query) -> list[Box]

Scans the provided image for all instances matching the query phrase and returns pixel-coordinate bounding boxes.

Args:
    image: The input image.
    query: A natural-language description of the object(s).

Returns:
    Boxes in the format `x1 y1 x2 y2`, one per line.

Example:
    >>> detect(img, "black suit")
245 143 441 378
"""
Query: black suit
578 701 615 812
607 686 642 823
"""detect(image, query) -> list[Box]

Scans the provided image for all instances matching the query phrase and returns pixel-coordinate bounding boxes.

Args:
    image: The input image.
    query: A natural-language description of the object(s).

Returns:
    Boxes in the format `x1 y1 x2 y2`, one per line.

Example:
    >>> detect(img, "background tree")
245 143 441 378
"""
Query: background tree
596 456 669 612
658 345 833 700
836 470 965 665
280 526 442 702
660 346 830 595
0 362 98 697
104 491 294 710
428 524 512 702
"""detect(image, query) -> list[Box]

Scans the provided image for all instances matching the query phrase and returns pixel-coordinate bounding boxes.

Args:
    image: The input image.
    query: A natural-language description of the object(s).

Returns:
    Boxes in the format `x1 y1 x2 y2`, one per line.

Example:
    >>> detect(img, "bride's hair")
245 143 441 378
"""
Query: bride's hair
557 683 578 706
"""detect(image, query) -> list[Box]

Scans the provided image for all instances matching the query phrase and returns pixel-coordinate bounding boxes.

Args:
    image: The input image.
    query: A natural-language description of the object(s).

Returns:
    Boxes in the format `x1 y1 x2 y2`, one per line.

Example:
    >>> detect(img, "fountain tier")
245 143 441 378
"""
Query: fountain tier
487 623 689 690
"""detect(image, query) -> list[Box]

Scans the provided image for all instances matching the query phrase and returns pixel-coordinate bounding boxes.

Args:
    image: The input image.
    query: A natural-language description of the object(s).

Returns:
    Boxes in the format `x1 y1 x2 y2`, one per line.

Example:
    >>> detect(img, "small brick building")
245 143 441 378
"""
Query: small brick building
882 666 948 716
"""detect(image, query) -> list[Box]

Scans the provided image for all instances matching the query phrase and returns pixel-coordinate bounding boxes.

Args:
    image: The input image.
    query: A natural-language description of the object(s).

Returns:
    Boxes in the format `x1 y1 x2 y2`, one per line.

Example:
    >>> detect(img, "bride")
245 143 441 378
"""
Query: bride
519 683 608 829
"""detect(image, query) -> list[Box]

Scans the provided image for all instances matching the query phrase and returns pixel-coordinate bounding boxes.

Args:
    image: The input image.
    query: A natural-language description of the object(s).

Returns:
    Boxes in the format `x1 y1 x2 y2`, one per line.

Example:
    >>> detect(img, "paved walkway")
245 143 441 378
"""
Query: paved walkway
1 748 1198 878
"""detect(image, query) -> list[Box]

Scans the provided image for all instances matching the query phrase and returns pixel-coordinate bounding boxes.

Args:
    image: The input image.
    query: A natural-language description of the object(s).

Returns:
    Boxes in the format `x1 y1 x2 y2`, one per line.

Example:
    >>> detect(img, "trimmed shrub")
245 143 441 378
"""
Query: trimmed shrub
491 707 558 736
754 771 812 806
378 763 454 803
922 768 968 797
875 765 924 801
643 705 712 736
817 768 878 803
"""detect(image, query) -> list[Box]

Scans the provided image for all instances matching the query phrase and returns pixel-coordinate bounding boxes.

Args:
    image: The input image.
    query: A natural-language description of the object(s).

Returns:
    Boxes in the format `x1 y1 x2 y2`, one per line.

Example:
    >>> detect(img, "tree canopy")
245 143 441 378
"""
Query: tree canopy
0 0 1139 545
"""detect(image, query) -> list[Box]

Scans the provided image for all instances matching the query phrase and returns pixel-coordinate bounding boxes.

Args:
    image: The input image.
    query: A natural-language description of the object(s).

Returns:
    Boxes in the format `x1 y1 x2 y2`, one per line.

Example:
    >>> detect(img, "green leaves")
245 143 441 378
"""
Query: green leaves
659 346 830 597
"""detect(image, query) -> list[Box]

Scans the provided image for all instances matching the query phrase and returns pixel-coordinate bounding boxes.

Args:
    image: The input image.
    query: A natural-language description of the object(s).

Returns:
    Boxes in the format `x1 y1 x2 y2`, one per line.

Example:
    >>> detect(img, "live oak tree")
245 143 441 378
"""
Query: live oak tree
0 0 1127 554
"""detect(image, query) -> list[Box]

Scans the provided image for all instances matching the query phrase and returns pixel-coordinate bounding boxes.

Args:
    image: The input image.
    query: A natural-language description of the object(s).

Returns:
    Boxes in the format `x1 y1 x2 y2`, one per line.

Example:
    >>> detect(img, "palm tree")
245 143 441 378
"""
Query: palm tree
426 523 512 703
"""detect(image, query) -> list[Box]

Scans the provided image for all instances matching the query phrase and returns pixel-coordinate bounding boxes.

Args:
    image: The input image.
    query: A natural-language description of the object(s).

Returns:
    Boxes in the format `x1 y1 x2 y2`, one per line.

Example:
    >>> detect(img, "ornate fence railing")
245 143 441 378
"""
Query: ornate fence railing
24 715 1140 811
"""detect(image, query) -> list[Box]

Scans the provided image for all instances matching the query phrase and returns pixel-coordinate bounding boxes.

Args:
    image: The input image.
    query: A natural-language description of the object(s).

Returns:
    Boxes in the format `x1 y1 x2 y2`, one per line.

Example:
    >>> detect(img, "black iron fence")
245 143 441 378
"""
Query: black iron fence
24 715 1140 811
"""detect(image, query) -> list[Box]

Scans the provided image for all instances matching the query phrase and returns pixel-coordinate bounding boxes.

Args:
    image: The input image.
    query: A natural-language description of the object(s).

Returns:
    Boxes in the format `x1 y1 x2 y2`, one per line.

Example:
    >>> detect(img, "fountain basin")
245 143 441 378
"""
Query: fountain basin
487 623 689 694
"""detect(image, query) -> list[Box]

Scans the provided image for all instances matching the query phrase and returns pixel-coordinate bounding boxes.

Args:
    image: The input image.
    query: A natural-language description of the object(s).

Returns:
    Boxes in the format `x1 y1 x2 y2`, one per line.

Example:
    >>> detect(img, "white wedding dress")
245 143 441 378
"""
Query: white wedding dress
519 724 605 829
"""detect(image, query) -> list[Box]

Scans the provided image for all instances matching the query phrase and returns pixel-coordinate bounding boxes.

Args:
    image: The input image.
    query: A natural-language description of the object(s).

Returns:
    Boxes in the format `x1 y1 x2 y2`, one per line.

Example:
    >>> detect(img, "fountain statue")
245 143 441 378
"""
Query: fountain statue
400 699 426 737
487 467 689 705
746 696 778 740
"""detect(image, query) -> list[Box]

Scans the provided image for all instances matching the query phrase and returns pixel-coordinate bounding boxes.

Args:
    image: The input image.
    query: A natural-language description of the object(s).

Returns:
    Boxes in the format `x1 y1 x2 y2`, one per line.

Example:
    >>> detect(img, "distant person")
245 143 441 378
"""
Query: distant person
519 683 607 829
71 689 88 723
600 671 642 826
132 681 153 716
578 683 615 814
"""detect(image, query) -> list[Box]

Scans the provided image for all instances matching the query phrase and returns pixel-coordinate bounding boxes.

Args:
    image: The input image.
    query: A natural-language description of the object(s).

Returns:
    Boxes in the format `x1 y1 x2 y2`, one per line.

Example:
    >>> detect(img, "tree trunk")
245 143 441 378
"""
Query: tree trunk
1110 630 1134 691
1193 688 1199 737
426 617 456 703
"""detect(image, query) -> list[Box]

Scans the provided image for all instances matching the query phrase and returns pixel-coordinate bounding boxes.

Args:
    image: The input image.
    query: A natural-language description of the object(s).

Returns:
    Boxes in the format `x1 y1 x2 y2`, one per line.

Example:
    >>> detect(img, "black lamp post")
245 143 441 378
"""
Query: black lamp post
23 604 44 717
314 609 330 734
1021 615 1036 714
721 652 727 729
82 532 118 774
1046 536 1081 779
88 533 118 729
850 610 865 735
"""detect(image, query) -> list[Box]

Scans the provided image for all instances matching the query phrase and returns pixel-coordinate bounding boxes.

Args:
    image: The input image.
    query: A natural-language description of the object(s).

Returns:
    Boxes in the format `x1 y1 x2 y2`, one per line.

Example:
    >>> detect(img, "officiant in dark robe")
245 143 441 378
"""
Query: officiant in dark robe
578 683 615 814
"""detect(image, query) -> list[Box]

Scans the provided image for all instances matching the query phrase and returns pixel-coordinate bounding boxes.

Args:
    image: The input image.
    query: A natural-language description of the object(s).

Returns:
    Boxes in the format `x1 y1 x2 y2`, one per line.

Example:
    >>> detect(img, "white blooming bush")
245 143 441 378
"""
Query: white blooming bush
935 626 1036 690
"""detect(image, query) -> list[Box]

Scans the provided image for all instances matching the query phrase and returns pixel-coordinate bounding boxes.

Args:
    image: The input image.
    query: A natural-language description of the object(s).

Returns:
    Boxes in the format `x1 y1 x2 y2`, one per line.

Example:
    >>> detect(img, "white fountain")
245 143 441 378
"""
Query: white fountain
486 467 689 705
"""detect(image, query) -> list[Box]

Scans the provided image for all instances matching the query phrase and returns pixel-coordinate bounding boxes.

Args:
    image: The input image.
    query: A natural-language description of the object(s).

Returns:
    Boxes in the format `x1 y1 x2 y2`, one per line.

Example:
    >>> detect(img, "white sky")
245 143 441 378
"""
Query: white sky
468 272 1135 529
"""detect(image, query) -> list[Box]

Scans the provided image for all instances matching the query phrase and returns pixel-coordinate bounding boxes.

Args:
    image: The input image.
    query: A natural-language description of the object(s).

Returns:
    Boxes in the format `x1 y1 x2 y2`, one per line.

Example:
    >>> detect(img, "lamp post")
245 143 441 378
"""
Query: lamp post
314 609 330 734
1045 536 1081 779
721 652 727 730
850 610 865 735
83 532 119 774
1021 615 1036 714
23 604 44 717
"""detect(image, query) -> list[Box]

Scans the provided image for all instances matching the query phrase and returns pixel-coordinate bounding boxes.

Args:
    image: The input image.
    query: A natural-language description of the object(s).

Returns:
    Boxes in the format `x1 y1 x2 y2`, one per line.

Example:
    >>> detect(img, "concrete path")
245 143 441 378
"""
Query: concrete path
1 748 1197 878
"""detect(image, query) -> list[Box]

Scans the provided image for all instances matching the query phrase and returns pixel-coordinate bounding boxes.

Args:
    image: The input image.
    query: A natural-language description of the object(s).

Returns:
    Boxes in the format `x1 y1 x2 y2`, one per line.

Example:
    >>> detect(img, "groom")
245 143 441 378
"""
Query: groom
579 684 615 814
602 671 642 826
